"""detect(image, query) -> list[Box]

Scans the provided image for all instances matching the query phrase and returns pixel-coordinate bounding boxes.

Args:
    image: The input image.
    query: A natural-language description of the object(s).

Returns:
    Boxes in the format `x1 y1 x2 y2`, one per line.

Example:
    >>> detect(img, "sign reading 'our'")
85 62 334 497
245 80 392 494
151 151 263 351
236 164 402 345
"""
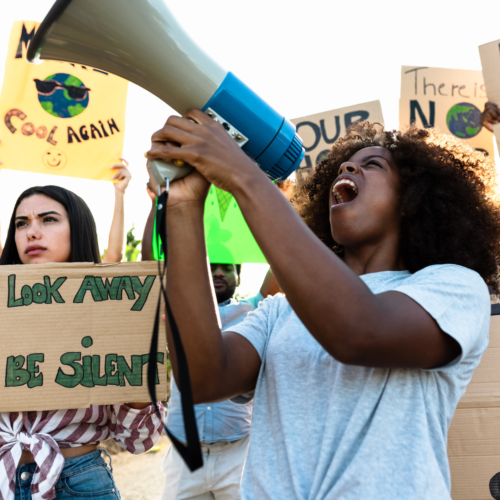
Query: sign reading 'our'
0 261 166 412
291 100 384 183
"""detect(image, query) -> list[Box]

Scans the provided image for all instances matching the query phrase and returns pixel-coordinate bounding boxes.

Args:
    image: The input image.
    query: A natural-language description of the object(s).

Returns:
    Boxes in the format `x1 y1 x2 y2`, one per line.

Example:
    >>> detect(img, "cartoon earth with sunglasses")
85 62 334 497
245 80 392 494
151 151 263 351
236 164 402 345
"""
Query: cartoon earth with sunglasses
34 73 90 119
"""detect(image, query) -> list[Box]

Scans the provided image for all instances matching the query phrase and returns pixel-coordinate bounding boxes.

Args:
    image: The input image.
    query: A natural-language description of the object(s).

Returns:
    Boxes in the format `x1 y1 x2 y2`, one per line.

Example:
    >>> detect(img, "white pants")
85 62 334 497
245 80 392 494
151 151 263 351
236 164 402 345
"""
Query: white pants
162 435 250 500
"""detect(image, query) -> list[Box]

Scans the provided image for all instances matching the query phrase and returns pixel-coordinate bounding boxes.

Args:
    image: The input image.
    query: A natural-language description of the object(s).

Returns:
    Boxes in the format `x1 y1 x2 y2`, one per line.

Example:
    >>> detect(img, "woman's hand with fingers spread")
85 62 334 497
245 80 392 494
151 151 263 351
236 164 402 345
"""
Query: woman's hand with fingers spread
481 102 500 132
146 110 263 195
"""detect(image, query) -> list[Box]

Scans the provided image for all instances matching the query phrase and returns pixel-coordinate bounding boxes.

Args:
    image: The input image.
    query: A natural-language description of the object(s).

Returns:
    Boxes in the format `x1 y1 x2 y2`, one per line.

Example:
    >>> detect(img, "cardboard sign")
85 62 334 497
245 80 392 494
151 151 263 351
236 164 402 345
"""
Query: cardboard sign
479 40 500 153
400 66 493 156
448 311 500 500
291 100 385 183
0 22 129 181
0 261 167 412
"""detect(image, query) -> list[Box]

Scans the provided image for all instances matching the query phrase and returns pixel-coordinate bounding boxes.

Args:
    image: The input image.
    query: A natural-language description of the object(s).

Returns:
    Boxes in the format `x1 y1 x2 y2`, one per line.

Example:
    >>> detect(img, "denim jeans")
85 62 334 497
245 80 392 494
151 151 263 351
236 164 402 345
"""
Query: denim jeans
15 450 121 500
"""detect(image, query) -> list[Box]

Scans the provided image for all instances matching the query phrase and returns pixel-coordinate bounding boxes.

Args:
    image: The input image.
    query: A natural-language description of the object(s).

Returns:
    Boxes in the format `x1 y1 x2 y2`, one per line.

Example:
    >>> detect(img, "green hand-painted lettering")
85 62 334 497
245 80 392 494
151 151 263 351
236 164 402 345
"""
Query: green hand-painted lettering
96 277 120 300
92 355 107 386
81 355 95 387
21 285 33 306
73 276 103 303
55 352 84 388
117 355 143 386
117 277 135 301
44 276 66 304
105 354 119 386
141 353 165 385
32 283 47 304
5 355 30 386
27 354 44 388
7 275 22 307
131 276 156 311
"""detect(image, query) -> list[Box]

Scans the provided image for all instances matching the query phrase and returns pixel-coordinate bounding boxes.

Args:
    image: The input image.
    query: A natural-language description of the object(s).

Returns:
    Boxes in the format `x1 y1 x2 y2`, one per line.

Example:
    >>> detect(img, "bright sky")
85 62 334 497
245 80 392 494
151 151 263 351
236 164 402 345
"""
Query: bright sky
0 0 498 295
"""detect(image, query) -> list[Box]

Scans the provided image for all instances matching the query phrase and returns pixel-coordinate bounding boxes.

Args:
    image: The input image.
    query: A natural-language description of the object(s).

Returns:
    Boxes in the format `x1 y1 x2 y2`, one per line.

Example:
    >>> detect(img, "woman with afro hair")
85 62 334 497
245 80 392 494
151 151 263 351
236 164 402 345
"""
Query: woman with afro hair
147 112 500 500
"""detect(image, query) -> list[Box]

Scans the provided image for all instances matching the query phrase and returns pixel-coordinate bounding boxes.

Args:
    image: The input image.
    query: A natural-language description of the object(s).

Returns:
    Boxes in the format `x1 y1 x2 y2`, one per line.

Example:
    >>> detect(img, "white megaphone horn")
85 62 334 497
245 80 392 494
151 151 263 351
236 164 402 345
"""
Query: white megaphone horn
27 0 305 185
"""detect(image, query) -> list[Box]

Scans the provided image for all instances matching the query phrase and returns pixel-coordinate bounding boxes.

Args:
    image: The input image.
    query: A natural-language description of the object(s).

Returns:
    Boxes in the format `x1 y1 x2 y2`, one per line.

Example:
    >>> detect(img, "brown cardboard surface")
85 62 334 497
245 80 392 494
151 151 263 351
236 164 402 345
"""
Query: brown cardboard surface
0 261 167 411
457 316 500 409
291 100 384 184
479 40 500 152
449 315 500 498
399 66 493 157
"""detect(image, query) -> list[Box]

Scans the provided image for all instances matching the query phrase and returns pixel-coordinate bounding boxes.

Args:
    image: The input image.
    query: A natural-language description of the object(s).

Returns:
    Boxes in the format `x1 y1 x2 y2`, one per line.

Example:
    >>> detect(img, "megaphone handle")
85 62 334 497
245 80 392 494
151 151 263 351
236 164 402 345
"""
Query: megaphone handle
158 178 169 205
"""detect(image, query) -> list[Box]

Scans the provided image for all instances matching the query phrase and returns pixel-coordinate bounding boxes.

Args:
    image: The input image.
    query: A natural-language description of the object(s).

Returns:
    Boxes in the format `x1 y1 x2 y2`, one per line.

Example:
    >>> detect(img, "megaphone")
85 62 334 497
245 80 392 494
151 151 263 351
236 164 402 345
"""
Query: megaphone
27 0 305 185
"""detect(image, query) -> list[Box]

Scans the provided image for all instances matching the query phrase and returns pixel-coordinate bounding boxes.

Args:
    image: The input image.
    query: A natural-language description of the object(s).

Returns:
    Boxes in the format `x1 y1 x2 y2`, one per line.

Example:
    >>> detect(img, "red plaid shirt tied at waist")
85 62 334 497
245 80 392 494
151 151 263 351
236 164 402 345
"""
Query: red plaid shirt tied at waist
0 403 165 500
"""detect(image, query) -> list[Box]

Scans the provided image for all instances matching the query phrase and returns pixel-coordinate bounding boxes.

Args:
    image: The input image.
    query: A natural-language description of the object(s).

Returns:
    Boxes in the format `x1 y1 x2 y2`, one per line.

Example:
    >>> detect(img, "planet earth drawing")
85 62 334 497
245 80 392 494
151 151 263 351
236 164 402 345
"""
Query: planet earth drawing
36 73 89 119
446 102 482 139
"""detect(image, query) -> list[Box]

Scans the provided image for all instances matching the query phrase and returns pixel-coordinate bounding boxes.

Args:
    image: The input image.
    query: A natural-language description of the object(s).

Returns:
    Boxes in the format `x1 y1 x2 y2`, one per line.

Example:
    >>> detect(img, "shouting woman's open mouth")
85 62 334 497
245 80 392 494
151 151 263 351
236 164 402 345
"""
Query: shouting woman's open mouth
331 177 359 207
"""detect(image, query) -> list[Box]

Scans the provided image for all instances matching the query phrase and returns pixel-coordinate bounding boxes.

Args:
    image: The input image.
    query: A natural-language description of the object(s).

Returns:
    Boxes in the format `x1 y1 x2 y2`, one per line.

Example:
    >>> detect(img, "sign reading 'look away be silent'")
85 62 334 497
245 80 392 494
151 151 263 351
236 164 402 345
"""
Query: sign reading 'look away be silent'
0 261 166 412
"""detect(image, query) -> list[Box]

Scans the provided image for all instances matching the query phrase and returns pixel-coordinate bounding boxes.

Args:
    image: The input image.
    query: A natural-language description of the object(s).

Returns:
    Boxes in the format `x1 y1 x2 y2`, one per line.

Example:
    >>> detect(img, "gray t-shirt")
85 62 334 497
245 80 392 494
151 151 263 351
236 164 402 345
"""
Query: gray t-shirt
230 265 490 499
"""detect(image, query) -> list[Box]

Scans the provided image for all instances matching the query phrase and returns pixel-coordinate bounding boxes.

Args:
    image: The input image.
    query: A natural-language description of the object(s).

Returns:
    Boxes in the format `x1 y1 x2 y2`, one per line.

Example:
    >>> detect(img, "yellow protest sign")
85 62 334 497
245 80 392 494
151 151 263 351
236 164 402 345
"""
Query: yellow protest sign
291 100 384 184
399 66 493 156
0 261 166 412
0 22 129 181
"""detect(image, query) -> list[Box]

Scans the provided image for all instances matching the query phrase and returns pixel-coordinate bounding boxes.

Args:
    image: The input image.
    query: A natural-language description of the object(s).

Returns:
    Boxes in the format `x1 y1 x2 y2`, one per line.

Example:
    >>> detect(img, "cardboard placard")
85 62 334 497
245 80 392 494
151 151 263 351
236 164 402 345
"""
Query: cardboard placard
291 100 384 183
0 261 167 412
0 22 129 181
400 66 493 156
449 313 500 499
479 40 500 153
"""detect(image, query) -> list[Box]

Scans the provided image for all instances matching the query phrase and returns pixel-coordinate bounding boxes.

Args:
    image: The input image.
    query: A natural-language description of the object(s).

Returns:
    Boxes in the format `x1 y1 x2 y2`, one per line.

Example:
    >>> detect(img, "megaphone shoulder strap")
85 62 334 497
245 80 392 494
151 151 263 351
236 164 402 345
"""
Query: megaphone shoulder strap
147 188 203 471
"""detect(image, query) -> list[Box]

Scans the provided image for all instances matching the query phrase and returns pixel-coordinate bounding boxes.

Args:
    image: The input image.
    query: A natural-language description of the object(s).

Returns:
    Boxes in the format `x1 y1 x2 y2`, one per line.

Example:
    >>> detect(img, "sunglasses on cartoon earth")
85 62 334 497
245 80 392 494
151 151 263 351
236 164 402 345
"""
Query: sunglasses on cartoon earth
33 79 91 100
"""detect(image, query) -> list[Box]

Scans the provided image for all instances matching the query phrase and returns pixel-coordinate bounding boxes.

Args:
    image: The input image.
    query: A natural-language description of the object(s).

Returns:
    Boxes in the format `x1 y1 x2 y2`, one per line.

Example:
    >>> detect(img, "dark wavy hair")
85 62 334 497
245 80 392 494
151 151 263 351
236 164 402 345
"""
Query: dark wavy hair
0 185 101 265
294 122 500 291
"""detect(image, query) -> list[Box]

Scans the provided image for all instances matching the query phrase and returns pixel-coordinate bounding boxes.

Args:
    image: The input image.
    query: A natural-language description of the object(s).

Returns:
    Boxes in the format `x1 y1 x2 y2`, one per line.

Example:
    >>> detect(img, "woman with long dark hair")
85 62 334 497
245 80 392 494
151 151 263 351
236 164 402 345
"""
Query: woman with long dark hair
146 114 500 499
0 186 164 500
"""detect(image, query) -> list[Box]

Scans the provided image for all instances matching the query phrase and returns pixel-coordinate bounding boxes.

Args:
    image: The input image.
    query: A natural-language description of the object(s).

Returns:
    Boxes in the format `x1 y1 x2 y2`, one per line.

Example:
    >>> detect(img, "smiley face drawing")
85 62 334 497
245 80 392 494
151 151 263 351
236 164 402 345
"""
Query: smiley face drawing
42 148 67 170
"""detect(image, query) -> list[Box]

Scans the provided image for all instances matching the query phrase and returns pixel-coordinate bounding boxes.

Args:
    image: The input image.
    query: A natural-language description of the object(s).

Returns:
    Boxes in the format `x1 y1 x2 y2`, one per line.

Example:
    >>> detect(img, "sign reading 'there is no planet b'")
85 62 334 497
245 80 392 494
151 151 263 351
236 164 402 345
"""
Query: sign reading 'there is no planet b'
399 65 493 156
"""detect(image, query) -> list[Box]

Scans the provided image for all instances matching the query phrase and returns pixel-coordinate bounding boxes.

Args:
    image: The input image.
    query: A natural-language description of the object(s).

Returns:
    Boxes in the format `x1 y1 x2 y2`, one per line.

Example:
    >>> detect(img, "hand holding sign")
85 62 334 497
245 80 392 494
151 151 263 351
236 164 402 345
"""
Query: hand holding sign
479 40 500 151
480 102 500 132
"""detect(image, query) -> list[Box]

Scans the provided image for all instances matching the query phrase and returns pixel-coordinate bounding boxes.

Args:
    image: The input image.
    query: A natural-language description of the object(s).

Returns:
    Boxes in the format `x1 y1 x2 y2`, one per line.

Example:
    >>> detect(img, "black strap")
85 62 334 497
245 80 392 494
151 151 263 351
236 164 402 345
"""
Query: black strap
147 188 203 471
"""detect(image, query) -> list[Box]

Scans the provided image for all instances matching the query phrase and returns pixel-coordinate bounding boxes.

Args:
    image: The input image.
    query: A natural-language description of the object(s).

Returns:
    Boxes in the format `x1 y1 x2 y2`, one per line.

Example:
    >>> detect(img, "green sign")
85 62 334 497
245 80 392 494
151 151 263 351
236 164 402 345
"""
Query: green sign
153 186 266 264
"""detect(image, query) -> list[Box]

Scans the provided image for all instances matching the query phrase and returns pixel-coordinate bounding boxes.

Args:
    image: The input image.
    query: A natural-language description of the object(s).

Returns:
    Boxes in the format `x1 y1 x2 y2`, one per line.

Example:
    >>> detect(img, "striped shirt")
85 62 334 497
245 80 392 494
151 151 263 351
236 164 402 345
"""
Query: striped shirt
0 403 165 500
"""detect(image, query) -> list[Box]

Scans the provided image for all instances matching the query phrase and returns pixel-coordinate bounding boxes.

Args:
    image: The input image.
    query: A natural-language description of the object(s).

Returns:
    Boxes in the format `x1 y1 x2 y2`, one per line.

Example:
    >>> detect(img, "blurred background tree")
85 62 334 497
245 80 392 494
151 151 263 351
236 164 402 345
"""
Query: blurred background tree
125 225 141 262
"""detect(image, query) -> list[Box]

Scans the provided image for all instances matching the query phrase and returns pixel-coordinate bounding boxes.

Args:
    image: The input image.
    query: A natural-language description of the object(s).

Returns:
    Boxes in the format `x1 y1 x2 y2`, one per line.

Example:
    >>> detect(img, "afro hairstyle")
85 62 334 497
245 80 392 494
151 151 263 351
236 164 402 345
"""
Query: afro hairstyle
294 122 500 292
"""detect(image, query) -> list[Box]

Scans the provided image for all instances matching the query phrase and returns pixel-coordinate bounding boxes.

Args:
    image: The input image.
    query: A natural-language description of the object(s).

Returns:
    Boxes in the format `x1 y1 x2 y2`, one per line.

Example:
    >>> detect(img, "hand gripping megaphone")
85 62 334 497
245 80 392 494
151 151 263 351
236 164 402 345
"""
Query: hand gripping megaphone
27 0 305 185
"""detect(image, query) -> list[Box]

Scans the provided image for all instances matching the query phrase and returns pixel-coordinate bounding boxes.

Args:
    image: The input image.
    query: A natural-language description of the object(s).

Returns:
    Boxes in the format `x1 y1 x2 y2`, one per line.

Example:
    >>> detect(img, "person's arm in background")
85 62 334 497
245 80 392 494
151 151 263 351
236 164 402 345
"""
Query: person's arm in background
102 158 131 263
259 268 281 297
141 184 157 261
259 179 296 297
481 102 500 132
141 161 160 261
